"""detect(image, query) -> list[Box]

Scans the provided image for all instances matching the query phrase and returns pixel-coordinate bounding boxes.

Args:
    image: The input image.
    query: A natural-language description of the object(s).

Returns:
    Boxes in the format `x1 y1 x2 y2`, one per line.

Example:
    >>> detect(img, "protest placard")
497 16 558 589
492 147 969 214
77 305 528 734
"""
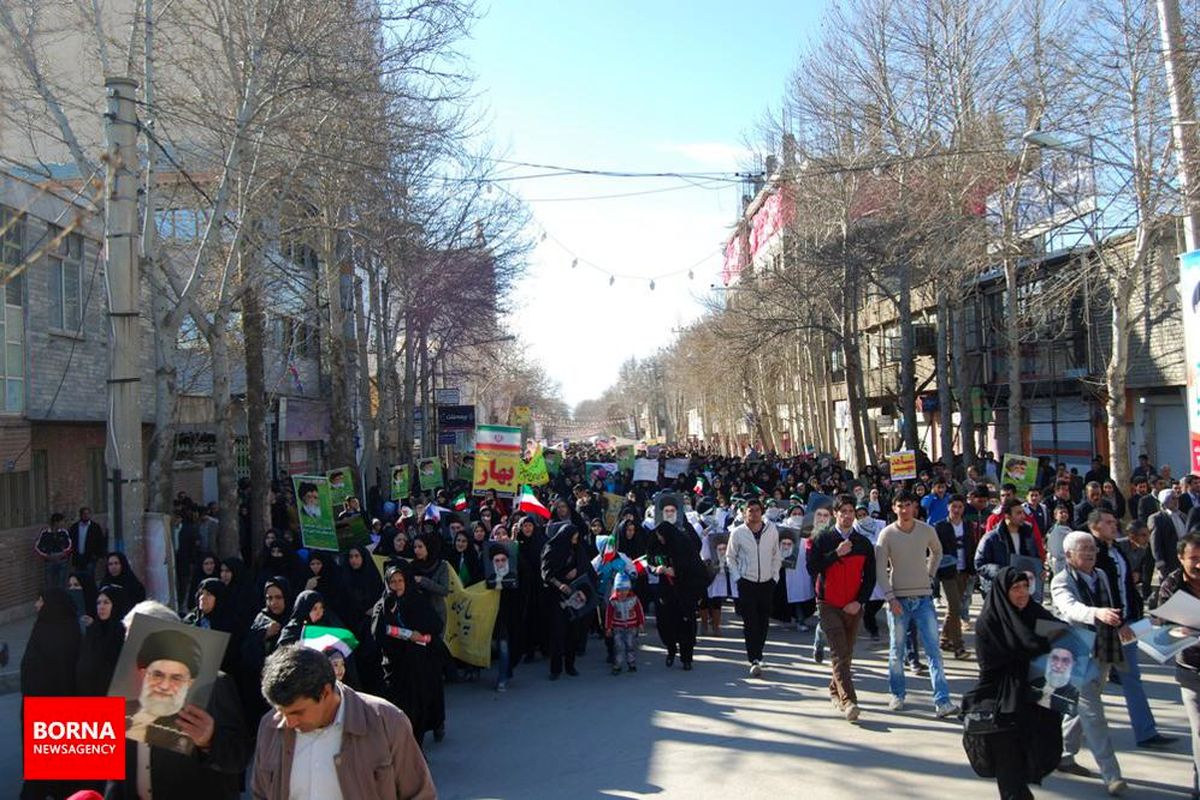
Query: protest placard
888 450 917 481
633 458 659 483
293 475 338 550
664 458 690 479
390 464 411 500
1001 454 1039 495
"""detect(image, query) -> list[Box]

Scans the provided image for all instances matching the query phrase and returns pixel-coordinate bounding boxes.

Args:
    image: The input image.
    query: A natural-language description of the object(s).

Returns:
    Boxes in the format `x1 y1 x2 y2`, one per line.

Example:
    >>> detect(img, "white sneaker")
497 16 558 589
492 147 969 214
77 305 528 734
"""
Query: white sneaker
887 695 905 711
1106 778 1127 796
935 702 961 719
843 703 860 722
749 661 762 677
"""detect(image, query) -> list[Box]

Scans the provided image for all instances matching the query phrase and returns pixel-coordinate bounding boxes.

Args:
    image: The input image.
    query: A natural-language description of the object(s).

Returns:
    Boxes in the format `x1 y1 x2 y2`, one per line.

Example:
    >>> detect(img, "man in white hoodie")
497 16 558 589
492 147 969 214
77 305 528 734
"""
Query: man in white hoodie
726 497 782 677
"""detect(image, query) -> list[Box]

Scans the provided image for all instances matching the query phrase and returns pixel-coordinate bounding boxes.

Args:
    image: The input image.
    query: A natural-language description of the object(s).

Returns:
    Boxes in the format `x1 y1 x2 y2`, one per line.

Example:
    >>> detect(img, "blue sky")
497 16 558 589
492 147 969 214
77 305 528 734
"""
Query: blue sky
463 1 827 408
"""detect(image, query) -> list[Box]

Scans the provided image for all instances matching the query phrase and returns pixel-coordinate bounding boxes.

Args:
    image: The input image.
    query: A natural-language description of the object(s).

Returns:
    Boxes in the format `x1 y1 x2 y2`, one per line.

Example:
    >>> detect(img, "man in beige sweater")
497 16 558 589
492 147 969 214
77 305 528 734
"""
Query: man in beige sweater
875 491 959 718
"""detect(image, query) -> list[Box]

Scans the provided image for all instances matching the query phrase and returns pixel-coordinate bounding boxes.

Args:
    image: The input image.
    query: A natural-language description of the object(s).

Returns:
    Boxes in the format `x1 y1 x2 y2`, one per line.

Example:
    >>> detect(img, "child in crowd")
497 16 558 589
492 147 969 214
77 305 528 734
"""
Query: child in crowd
605 572 645 675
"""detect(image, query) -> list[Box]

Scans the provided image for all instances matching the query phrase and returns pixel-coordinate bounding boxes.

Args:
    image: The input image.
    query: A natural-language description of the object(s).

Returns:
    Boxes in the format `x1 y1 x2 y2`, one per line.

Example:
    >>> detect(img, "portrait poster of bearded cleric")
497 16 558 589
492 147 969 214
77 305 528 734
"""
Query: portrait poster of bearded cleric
107 614 229 755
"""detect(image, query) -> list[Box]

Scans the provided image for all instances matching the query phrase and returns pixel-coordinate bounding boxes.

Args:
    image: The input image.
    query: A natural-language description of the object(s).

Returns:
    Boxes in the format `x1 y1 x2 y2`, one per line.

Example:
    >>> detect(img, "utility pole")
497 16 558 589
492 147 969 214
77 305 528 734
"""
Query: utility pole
1158 0 1200 251
104 76 145 562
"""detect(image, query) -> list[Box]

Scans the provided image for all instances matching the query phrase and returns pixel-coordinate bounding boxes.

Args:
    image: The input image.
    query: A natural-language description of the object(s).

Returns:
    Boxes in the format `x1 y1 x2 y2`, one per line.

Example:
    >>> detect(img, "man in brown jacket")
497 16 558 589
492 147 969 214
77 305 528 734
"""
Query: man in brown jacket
252 646 436 800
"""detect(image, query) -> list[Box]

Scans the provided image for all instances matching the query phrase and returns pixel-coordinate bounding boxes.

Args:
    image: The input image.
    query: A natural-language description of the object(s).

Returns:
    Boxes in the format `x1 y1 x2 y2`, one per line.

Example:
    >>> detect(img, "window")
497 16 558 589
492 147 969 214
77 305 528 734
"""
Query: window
86 447 108 513
277 316 313 358
0 450 47 528
0 207 24 413
155 208 208 241
48 226 83 331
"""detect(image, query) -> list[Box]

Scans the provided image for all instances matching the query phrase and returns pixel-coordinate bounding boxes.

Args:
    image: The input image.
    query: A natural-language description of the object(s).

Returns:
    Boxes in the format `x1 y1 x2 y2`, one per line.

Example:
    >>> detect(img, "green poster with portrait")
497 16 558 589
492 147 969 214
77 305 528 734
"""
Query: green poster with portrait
457 454 475 483
544 448 562 476
326 467 355 509
390 464 411 500
617 445 635 473
293 475 338 551
1001 454 1039 495
418 457 444 490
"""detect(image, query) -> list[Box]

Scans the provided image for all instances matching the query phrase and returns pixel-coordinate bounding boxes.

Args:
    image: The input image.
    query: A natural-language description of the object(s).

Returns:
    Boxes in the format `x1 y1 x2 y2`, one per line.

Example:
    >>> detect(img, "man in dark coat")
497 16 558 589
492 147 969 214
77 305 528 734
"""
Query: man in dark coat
70 506 107 578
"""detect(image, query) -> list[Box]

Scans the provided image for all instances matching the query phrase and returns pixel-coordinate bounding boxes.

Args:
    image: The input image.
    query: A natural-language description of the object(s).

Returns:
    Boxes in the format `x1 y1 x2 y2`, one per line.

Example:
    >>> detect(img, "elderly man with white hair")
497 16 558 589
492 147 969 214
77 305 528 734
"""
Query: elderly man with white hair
1051 529 1127 795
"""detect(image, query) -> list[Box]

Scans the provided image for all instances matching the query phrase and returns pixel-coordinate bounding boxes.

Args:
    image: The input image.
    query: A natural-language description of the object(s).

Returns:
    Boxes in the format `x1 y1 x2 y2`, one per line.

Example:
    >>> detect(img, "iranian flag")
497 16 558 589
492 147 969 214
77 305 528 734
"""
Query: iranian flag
693 476 706 495
517 485 551 520
301 624 359 657
452 492 468 511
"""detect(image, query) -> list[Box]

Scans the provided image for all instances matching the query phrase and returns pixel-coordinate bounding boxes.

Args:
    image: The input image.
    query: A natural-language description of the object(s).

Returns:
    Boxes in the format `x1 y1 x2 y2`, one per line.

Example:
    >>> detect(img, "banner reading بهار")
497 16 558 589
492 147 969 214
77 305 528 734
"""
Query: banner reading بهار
1182 249 1200 474
473 424 523 497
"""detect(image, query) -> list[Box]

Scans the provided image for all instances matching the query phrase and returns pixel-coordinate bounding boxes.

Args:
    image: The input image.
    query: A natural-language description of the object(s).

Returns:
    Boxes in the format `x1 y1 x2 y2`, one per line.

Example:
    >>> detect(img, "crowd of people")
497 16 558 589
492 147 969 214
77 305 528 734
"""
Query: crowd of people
20 442 1200 799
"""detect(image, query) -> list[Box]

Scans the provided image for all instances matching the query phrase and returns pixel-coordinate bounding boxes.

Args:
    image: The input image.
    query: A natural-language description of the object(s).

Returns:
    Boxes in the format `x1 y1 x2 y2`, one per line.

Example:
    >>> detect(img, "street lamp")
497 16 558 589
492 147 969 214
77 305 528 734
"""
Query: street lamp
1022 130 1069 150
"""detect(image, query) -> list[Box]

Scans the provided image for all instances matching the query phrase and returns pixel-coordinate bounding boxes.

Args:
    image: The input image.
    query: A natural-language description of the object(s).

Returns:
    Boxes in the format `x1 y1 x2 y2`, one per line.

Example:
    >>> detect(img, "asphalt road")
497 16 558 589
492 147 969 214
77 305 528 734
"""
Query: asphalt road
3 609 1195 798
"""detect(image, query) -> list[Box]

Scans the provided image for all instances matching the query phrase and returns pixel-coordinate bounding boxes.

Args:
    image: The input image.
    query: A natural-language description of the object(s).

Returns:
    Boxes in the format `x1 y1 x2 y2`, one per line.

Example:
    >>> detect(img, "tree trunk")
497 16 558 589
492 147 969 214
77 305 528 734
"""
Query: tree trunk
841 319 868 468
952 297 976 470
209 310 239 559
322 227 354 468
147 300 178 514
242 265 270 557
1005 257 1023 453
936 287 954 465
353 274 377 496
898 260 918 451
400 313 417 463
1106 276 1132 488
371 267 395 469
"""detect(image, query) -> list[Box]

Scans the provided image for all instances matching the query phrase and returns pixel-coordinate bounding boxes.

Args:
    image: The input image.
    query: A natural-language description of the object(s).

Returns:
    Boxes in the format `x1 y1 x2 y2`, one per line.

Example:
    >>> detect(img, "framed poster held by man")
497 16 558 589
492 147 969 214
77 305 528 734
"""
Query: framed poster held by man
109 615 229 756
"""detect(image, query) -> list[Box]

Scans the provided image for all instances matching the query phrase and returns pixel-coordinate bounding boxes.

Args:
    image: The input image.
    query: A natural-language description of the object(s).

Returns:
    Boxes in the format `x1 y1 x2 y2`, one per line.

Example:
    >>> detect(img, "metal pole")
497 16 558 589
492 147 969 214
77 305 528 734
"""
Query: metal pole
1158 0 1200 251
104 76 144 558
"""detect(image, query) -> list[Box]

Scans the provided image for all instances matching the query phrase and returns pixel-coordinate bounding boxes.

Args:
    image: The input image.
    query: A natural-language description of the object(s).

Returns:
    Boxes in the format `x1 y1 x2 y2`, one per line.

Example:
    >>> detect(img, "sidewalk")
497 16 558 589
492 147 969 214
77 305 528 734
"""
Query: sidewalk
0 612 36 695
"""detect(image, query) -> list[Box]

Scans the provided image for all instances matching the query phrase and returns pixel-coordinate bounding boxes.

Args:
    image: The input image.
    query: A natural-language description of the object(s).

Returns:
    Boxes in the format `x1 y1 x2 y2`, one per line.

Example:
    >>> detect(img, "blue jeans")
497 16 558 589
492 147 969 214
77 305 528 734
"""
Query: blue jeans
1116 642 1158 743
887 596 951 706
959 574 976 623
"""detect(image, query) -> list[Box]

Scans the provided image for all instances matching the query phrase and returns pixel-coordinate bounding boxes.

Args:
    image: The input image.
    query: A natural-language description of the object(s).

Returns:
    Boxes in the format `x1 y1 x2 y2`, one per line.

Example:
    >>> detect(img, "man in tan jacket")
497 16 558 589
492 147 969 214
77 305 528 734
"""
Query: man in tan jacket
252 646 436 800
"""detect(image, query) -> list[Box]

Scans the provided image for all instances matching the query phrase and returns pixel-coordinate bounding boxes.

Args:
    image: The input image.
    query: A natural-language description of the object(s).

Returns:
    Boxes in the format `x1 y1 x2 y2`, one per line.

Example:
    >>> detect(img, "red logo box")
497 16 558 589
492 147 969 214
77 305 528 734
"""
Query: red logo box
24 696 125 781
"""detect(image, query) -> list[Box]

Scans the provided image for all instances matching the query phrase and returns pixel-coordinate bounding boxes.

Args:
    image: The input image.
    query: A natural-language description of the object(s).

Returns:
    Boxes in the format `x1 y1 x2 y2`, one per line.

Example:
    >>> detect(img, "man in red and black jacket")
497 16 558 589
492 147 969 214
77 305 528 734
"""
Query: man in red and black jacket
807 494 876 722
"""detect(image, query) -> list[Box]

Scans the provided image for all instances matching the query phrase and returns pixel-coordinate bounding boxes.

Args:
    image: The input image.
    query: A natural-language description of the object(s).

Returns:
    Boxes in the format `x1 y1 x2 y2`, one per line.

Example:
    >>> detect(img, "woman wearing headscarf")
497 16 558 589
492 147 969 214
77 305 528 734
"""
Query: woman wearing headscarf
66 570 98 630
469 521 490 555
515 515 548 662
540 522 597 679
20 588 83 800
218 556 258 635
647 520 708 670
301 550 344 608
449 530 483 588
254 537 303 591
186 552 220 612
376 527 413 561
76 584 131 696
240 576 292 733
341 543 386 693
962 567 1062 799
101 551 146 603
184 577 239 674
372 562 444 748
409 534 450 632
410 532 451 739
277 589 342 646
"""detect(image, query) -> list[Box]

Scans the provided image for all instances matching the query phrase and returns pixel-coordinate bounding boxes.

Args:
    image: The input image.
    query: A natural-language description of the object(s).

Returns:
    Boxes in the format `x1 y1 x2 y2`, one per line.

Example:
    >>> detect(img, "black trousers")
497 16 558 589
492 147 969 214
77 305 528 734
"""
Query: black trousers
990 730 1036 800
737 578 774 663
656 595 698 664
545 597 584 675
